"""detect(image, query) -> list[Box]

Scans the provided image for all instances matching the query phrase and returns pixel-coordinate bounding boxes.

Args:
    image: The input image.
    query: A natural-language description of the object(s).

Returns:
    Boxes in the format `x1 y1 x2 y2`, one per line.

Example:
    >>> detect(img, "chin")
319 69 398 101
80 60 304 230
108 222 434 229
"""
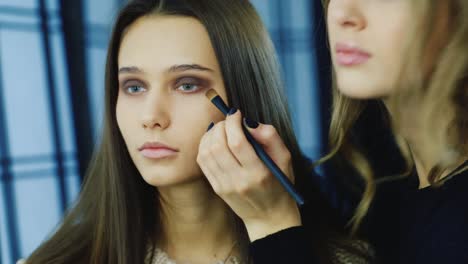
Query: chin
336 78 391 100
140 170 201 188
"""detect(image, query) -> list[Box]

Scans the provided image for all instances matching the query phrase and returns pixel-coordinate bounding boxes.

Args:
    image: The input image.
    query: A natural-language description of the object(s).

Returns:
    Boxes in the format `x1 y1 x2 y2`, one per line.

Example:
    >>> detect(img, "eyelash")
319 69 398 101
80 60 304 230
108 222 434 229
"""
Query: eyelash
120 77 207 95
124 85 146 94
174 77 205 93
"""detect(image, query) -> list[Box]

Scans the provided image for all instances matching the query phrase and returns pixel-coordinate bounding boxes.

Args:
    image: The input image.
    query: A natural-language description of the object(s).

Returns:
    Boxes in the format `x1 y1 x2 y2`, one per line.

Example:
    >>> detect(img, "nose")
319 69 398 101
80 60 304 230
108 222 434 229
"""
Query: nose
328 0 366 31
141 90 170 130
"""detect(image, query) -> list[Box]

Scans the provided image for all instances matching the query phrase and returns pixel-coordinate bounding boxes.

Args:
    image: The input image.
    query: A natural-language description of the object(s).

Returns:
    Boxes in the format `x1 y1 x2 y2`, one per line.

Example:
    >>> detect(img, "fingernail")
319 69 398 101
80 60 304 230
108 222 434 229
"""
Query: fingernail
206 122 214 131
244 117 259 129
227 108 237 115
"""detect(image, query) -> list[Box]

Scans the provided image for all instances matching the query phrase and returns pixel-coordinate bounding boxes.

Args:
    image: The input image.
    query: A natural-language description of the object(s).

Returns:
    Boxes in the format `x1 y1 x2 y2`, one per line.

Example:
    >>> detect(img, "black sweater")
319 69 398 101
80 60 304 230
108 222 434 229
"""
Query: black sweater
363 167 468 264
250 226 318 263
250 169 468 264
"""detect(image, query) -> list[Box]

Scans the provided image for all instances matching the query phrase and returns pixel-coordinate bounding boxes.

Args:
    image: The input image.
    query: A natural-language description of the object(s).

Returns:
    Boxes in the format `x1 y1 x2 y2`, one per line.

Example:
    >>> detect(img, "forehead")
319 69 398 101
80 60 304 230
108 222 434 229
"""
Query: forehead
118 15 220 73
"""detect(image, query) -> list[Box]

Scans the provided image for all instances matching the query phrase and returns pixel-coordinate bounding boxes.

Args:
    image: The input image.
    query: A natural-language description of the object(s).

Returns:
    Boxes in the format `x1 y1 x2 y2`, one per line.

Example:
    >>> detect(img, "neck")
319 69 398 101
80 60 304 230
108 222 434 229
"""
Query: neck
411 152 467 189
157 179 240 263
384 100 466 188
411 153 433 188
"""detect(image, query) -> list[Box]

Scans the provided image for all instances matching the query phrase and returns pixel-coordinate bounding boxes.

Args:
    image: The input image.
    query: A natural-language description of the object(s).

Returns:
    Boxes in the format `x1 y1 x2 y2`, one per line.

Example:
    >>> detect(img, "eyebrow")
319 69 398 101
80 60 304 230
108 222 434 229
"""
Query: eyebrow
118 66 144 74
118 64 214 75
168 64 214 73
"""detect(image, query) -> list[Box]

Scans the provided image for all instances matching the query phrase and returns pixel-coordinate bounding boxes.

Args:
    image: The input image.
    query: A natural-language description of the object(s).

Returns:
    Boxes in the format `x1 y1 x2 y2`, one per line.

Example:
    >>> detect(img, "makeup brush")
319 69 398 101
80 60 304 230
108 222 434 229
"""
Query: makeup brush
205 89 305 206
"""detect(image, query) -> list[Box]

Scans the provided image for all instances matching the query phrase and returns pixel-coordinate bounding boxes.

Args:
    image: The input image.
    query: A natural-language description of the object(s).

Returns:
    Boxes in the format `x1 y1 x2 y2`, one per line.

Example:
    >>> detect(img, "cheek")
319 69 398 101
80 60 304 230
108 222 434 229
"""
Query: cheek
171 97 224 149
325 17 337 48
376 28 408 93
115 98 137 144
115 100 125 135
382 25 407 58
174 103 217 136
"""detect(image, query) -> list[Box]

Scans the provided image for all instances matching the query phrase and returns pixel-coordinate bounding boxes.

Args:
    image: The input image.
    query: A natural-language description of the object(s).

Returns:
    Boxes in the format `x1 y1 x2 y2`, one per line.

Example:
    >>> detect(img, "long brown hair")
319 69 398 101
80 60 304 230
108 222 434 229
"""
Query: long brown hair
27 0 332 263
321 0 468 234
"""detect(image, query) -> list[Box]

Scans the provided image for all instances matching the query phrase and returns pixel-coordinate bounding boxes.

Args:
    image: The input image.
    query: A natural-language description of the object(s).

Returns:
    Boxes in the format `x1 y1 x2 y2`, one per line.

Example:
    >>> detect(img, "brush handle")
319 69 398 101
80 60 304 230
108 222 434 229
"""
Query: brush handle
211 97 230 115
242 126 305 206
210 96 305 205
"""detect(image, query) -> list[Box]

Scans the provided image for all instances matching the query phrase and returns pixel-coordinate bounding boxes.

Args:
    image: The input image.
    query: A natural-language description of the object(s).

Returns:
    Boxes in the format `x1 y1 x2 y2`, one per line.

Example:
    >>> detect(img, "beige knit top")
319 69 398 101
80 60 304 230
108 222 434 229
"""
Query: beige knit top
16 240 372 263
145 248 242 264
144 240 373 264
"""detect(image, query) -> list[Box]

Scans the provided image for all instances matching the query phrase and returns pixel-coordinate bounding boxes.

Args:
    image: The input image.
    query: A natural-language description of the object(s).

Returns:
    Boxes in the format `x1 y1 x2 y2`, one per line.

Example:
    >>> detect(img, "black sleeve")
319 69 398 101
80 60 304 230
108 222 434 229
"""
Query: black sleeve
249 226 319 264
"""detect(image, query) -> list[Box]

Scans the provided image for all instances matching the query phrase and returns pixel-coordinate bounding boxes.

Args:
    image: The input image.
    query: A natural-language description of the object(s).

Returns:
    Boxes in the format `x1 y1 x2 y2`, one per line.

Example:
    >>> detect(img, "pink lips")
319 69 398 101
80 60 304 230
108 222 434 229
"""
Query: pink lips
138 142 179 159
335 43 372 66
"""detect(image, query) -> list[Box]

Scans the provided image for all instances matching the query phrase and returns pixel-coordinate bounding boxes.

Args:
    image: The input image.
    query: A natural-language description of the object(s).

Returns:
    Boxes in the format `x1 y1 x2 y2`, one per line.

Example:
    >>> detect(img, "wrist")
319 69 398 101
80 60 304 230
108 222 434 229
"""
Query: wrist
244 207 302 242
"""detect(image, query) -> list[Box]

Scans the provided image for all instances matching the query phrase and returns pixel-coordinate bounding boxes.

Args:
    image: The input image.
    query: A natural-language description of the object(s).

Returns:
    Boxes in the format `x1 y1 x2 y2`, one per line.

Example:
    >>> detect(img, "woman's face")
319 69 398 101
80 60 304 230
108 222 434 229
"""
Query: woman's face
327 0 412 99
116 15 226 187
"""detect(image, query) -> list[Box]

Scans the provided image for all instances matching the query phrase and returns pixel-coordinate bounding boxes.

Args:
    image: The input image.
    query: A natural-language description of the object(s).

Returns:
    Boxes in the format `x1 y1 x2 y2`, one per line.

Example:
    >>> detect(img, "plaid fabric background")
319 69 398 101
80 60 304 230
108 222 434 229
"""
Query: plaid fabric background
0 1 327 263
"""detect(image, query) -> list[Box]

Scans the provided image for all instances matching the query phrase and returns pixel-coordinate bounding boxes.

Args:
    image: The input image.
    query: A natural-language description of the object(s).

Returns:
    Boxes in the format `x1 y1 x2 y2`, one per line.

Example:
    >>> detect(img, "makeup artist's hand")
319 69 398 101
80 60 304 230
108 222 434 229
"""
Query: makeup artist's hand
197 109 301 241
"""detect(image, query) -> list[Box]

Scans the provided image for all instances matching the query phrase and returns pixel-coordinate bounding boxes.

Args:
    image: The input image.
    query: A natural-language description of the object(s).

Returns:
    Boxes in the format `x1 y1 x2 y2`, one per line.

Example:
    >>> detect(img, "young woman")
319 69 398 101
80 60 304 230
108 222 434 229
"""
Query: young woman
198 0 468 263
326 1 468 263
23 0 366 263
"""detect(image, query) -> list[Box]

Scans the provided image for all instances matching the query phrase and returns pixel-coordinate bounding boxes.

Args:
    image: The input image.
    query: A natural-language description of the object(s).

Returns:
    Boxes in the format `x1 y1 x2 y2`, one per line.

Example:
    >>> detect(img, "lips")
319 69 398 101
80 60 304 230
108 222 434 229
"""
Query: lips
335 42 372 66
138 142 179 159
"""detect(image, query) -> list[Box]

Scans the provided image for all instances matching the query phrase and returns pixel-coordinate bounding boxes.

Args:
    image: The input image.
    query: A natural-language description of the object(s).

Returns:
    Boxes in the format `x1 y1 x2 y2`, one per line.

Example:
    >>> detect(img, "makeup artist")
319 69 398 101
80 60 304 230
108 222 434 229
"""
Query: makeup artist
198 0 468 263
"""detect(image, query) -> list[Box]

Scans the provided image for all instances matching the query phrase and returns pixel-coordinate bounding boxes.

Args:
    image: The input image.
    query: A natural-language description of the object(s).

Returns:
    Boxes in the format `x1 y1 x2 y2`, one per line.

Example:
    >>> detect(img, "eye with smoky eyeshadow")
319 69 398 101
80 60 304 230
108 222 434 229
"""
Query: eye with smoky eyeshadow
173 76 212 93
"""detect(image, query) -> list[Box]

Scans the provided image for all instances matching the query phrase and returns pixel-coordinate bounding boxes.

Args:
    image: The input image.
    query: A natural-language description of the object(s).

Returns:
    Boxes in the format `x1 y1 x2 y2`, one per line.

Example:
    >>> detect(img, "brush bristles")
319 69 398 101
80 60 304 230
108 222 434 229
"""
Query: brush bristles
205 89 218 100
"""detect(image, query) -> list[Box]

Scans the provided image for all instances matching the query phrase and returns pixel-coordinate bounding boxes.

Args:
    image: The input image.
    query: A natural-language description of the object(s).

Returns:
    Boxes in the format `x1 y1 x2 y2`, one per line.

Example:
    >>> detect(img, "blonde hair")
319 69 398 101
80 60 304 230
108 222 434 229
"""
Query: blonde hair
320 0 468 234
